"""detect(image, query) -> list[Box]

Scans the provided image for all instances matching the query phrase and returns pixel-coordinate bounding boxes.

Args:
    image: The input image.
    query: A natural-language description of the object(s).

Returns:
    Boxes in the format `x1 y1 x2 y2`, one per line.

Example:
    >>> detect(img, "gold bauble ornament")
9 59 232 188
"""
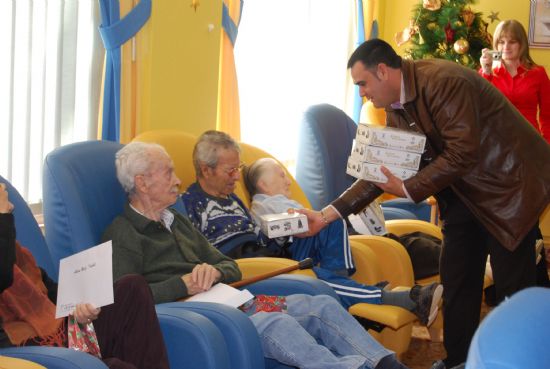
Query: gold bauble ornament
427 22 437 31
454 21 463 28
453 39 470 54
423 0 441 11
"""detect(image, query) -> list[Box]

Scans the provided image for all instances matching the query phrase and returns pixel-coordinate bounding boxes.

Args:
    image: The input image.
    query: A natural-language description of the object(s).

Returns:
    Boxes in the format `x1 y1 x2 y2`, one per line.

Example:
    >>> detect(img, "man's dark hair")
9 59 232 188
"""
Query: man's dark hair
347 38 402 69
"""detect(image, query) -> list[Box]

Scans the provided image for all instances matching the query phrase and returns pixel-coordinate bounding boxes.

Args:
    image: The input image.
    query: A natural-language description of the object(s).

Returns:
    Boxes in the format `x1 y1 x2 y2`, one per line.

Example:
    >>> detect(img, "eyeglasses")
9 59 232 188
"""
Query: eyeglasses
222 163 245 176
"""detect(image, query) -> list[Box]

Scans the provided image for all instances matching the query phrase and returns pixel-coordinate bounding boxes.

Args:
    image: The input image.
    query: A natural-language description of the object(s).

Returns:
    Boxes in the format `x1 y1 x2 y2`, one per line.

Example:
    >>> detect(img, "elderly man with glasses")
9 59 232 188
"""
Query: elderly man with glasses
181 130 442 325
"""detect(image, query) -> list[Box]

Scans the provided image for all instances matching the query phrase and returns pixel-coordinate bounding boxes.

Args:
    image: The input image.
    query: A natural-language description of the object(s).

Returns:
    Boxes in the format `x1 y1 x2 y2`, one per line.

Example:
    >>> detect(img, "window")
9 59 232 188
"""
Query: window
235 0 356 174
0 0 103 205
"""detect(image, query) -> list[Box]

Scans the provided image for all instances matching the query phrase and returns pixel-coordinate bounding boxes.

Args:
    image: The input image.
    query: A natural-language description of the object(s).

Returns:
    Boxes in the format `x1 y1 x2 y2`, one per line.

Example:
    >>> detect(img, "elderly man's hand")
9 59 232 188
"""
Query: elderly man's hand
73 303 101 325
182 263 222 295
375 166 406 198
0 184 14 214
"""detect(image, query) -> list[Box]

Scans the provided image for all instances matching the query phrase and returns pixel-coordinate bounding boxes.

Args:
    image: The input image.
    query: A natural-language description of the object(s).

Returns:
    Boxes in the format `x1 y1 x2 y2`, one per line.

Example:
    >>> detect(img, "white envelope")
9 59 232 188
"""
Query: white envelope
55 241 114 318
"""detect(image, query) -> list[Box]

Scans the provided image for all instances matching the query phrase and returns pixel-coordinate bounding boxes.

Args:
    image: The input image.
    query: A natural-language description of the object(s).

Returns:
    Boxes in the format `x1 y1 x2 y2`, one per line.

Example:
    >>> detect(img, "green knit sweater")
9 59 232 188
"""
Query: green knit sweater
102 203 242 304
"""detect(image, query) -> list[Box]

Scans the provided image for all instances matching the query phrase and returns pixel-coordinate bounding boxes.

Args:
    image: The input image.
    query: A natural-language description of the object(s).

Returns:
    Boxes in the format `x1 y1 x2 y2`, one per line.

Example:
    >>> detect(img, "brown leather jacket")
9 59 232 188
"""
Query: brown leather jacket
333 59 550 251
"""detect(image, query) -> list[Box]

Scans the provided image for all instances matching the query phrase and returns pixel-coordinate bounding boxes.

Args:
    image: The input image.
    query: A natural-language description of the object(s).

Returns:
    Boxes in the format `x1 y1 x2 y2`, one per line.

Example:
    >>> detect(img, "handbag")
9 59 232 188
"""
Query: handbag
67 315 102 358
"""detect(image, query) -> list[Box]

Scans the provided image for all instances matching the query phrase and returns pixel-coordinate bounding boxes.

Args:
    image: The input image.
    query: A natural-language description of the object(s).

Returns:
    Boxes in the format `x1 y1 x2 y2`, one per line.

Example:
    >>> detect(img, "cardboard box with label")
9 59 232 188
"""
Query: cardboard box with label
259 212 309 238
348 201 387 235
346 157 417 183
356 124 426 154
351 141 422 170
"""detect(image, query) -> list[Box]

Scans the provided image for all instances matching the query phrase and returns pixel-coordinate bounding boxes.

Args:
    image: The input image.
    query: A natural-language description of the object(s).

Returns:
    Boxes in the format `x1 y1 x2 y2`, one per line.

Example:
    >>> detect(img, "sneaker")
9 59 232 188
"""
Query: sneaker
409 282 443 326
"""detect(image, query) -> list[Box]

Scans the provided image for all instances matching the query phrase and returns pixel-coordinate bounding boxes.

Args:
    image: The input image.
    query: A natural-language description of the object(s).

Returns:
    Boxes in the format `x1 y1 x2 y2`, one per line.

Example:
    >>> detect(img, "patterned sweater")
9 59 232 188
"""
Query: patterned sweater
181 183 283 257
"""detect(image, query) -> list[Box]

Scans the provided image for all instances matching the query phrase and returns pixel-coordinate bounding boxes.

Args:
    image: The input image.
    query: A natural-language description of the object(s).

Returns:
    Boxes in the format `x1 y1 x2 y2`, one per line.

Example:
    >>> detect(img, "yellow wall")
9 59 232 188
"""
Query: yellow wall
122 0 222 142
379 0 550 69
123 1 549 141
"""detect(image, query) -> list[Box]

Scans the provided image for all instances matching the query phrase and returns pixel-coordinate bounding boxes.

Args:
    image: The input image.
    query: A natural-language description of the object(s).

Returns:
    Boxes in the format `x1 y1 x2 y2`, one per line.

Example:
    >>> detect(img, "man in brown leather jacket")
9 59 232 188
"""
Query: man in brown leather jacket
301 39 550 369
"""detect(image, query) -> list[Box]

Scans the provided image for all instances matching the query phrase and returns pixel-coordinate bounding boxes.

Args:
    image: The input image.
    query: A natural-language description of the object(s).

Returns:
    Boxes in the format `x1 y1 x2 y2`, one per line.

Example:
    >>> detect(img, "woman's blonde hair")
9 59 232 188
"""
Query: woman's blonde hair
493 19 537 69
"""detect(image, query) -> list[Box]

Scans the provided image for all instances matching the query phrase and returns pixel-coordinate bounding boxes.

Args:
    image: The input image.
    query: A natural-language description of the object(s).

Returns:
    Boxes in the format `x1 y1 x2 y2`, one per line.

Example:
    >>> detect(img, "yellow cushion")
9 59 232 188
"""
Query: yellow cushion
350 235 415 288
349 304 416 330
236 257 316 279
0 356 46 369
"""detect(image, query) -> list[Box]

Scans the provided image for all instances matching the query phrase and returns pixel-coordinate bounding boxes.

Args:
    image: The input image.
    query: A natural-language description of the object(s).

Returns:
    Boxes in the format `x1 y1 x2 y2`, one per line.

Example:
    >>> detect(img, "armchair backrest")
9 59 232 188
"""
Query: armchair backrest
42 140 125 275
466 287 550 368
295 104 357 210
0 175 56 280
132 130 311 208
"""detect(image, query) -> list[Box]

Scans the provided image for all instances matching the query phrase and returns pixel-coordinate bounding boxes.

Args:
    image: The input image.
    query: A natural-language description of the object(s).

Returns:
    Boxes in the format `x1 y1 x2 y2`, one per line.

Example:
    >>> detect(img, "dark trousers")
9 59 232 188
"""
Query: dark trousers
94 275 170 369
438 193 538 367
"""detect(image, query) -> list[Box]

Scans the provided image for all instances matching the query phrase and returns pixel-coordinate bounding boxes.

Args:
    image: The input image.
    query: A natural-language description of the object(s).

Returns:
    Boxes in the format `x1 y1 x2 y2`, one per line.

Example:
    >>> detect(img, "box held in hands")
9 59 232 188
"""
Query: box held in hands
260 212 309 238
346 157 417 183
351 141 421 170
356 123 426 154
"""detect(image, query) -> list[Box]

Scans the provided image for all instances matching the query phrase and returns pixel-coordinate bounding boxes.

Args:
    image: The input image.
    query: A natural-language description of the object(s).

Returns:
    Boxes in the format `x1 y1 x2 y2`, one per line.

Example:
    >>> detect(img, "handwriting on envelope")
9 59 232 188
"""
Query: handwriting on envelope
55 241 114 318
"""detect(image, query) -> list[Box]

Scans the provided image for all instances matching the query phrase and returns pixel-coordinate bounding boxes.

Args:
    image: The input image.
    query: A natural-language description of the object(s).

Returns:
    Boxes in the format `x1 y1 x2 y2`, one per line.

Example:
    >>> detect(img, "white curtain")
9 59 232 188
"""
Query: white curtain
0 0 103 204
234 0 356 174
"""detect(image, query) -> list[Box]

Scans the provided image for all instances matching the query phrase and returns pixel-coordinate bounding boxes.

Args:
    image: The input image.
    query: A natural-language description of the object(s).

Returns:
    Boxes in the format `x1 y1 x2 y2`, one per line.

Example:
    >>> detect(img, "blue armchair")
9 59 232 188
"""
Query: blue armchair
1 174 235 369
296 103 357 211
0 308 232 369
465 287 550 369
1 175 56 280
0 346 107 369
0 175 107 369
295 103 431 221
164 275 340 369
155 306 231 369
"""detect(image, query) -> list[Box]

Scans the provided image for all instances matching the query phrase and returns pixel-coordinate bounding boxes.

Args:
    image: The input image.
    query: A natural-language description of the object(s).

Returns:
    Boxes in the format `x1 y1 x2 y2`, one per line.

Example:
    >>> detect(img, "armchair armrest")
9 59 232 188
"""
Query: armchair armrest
385 219 442 239
0 347 108 369
155 306 231 369
160 302 264 369
236 257 316 279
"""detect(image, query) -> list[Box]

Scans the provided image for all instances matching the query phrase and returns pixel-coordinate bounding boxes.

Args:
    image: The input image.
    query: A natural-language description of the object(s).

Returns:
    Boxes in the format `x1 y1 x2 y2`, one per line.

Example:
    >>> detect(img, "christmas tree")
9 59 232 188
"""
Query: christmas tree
396 0 492 69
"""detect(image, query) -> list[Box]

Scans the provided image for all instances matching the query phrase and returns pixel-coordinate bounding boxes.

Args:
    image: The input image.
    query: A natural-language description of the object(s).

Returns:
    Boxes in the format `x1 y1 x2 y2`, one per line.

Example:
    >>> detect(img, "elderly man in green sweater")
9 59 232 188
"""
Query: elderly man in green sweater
102 141 411 369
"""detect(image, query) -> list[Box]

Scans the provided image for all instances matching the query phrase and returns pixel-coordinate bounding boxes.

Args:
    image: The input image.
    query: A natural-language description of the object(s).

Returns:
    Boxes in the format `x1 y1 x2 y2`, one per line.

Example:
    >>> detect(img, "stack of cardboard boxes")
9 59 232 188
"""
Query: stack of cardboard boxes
346 123 426 183
346 124 426 235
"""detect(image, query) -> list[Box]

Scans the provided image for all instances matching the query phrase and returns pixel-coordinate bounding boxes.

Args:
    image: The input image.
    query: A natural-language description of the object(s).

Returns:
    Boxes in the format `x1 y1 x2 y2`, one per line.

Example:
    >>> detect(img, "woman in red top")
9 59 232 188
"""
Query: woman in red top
480 19 550 144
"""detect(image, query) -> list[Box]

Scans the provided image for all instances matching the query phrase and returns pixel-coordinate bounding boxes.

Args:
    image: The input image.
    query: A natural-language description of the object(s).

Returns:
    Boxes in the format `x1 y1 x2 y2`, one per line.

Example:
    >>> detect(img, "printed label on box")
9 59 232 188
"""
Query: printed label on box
260 213 309 238
346 157 417 183
351 142 421 170
356 124 426 154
